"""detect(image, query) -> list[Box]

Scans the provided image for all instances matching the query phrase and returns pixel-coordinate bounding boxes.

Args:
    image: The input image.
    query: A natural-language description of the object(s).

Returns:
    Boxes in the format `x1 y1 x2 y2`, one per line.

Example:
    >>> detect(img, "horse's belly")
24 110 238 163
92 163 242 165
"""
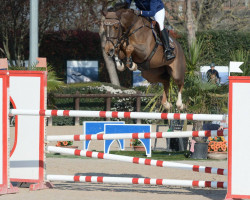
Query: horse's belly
141 67 169 83
149 50 166 68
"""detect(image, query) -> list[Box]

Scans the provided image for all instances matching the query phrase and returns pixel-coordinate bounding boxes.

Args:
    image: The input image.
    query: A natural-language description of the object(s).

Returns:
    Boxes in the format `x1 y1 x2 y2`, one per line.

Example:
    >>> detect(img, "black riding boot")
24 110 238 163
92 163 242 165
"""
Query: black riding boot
161 29 175 61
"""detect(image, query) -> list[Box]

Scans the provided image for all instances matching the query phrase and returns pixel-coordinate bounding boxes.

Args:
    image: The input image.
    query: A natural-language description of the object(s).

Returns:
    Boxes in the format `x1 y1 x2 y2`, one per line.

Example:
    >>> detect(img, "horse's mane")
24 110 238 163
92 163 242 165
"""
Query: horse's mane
108 2 129 12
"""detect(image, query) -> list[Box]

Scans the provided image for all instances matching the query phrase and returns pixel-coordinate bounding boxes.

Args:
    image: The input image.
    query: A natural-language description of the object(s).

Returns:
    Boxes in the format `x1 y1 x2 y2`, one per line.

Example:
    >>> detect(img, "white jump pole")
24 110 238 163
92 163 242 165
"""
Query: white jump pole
46 130 228 142
47 146 227 176
46 174 227 189
10 109 227 121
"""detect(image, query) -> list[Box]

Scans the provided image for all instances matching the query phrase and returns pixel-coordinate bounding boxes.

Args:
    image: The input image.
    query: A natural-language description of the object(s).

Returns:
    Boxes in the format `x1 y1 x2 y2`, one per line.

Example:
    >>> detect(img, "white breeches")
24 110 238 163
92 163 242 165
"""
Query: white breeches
154 8 165 31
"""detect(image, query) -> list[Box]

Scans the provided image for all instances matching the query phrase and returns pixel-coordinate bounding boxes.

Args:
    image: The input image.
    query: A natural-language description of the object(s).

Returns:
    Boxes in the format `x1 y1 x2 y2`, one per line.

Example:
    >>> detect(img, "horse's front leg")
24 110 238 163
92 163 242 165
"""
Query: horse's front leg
162 81 172 110
125 44 137 71
114 56 125 71
114 49 127 71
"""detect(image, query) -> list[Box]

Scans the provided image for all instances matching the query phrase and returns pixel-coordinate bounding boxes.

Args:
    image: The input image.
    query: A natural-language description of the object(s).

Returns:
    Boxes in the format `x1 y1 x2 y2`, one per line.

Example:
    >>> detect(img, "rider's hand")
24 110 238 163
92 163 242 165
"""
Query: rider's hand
134 10 141 16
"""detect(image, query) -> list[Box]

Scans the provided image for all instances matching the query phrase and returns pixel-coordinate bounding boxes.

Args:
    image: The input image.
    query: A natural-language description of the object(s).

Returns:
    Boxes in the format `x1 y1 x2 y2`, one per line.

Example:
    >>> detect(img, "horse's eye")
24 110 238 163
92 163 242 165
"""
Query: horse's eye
114 26 119 30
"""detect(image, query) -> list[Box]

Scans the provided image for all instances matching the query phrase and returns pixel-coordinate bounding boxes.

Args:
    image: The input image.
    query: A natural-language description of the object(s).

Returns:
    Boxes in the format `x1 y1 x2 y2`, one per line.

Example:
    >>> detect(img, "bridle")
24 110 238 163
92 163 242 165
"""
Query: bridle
104 11 151 56
103 17 123 49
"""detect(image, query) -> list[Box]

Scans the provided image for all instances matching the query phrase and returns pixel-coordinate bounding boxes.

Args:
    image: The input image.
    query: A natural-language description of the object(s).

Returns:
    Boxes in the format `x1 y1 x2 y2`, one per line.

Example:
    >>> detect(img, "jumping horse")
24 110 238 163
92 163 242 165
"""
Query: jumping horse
103 4 186 110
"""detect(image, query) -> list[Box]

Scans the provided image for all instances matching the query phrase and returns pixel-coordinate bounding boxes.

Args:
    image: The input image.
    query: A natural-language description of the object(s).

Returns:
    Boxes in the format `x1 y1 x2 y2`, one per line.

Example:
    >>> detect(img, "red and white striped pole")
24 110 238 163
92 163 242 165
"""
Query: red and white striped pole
47 146 227 176
10 109 227 121
46 174 227 189
46 130 228 142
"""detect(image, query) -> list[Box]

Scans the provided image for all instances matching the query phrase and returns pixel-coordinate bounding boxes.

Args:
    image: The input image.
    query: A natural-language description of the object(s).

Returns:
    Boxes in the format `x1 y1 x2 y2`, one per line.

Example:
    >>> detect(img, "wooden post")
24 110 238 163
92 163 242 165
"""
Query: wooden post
48 117 53 126
106 92 111 121
74 91 80 126
136 94 141 124
52 93 155 125
183 120 187 131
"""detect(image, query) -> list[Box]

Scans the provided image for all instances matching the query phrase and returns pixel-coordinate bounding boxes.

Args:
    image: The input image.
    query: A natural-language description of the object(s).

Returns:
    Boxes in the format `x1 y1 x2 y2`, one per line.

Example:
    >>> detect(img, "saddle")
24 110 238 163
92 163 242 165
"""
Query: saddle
150 19 174 47
150 20 162 45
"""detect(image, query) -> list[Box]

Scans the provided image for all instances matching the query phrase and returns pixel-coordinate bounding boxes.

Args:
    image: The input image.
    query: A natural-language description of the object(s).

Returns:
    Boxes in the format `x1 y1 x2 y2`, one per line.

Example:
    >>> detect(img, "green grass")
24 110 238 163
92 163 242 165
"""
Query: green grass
46 150 192 161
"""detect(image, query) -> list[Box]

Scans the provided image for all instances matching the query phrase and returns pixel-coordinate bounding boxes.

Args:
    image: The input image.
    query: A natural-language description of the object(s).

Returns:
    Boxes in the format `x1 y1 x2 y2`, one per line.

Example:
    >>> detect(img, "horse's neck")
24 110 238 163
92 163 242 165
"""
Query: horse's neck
129 18 157 61
120 12 161 63
121 11 137 29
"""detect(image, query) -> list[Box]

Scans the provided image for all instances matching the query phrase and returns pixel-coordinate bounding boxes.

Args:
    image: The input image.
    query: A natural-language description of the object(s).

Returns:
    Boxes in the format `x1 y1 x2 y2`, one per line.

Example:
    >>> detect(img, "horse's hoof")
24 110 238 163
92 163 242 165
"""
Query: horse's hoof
116 62 125 71
176 99 183 109
163 102 172 110
129 63 137 71
177 103 185 110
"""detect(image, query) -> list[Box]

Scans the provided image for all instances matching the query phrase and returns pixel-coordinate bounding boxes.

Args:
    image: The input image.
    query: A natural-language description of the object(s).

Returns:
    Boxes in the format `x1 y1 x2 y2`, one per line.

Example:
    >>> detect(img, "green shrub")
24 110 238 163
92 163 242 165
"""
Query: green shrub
178 31 250 66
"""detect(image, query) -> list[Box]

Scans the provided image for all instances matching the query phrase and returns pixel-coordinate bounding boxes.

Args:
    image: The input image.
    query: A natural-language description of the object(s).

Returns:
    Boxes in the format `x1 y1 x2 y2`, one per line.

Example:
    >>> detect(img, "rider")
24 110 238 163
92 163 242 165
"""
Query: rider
125 0 175 61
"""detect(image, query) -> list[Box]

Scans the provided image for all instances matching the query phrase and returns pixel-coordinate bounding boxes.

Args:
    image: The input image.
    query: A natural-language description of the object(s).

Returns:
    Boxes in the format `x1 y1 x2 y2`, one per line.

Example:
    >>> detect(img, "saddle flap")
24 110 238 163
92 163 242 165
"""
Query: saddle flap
149 20 162 45
150 19 175 48
151 20 160 34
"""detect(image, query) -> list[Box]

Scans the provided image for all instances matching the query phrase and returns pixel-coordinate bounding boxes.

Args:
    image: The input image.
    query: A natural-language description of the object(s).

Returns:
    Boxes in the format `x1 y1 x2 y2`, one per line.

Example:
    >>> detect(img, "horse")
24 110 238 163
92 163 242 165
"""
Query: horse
209 74 218 84
103 5 186 110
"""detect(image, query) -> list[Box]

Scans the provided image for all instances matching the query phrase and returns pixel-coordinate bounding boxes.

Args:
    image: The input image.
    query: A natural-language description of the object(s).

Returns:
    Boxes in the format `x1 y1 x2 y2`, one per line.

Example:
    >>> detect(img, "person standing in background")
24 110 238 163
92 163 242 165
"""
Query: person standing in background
206 63 220 84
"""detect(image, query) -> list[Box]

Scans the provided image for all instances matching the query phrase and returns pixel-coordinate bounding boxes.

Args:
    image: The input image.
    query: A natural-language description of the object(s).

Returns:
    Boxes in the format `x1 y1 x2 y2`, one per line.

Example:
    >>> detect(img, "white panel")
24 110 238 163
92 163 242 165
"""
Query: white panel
0 78 3 184
9 77 41 180
231 82 250 195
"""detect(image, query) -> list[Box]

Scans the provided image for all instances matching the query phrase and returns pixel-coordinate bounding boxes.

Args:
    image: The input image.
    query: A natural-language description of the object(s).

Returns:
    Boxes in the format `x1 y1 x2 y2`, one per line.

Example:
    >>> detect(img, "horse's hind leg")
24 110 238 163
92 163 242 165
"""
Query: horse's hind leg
176 83 184 110
162 80 172 110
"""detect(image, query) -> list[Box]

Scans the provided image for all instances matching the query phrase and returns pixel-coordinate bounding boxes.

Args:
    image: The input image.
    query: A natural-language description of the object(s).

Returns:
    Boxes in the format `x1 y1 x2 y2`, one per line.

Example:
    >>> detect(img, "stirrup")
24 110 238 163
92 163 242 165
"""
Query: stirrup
164 50 175 61
169 46 174 51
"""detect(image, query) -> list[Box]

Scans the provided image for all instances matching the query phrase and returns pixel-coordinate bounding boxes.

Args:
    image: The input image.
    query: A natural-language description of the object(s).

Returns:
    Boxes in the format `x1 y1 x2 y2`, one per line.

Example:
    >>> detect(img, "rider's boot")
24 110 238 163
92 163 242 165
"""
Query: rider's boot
161 28 175 61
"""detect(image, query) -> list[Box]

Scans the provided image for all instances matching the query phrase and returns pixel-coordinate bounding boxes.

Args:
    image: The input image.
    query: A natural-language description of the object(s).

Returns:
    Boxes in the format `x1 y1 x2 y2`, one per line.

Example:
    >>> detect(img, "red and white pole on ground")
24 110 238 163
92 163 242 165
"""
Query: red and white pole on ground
47 146 227 176
46 174 227 189
46 130 228 142
10 109 227 121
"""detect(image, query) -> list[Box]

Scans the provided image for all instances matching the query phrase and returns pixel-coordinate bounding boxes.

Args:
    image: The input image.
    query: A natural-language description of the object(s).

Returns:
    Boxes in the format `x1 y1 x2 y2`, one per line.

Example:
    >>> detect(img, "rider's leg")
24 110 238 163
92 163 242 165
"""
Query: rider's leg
161 29 175 60
154 9 175 61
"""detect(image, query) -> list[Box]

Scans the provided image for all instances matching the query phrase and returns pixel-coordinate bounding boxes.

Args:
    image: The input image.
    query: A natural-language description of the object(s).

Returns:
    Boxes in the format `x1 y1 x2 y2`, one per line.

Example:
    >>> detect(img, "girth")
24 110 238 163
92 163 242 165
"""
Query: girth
136 39 160 71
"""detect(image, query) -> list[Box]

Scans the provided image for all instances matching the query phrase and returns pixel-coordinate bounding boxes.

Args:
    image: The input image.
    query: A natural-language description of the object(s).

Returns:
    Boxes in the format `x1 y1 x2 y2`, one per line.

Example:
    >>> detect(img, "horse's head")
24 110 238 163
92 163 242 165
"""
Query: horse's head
103 4 138 58
210 74 218 84
103 11 122 57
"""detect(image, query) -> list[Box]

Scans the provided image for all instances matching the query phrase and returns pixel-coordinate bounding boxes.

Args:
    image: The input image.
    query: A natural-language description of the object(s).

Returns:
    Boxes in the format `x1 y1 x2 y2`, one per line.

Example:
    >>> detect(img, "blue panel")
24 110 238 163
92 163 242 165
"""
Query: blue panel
83 121 125 151
104 124 151 157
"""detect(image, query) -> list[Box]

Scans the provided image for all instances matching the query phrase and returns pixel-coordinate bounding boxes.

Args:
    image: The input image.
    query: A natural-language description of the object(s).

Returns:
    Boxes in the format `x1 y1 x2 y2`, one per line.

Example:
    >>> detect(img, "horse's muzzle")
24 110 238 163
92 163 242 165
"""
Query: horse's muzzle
105 42 115 57
107 49 115 57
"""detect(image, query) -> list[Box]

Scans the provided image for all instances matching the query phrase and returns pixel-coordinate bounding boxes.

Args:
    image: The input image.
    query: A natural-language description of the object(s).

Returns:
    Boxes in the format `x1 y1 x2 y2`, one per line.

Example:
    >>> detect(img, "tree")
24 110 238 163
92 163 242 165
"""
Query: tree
39 0 121 86
186 0 197 46
40 0 121 86
0 0 121 86
99 15 121 86
0 0 67 65
95 0 121 86
0 0 29 66
164 0 250 47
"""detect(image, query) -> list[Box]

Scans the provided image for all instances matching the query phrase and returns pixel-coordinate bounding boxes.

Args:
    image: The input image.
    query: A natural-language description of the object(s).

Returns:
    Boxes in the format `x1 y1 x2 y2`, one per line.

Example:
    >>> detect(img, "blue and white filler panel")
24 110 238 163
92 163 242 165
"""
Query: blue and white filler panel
83 122 151 157
104 124 151 157
83 121 125 152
